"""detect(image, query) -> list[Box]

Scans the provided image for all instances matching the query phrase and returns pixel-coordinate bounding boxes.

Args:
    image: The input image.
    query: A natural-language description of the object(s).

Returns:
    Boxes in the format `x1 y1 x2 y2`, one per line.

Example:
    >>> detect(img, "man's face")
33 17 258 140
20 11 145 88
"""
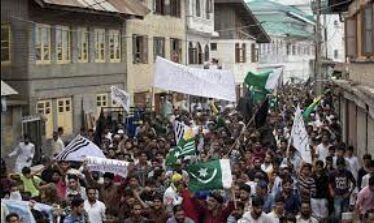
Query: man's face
239 189 249 201
274 201 284 215
251 206 263 219
74 203 84 215
174 210 185 222
254 159 261 168
87 189 96 202
104 177 112 187
53 133 58 141
282 182 292 193
153 199 162 210
207 197 219 211
301 167 310 177
52 172 61 183
104 214 117 223
300 203 311 218
68 179 78 189
132 205 142 217
6 216 19 223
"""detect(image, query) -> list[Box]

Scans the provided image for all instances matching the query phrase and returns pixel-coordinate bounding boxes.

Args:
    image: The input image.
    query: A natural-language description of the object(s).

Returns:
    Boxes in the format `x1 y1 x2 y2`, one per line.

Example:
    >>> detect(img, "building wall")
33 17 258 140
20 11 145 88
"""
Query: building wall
323 14 345 62
126 0 186 105
210 39 258 84
349 63 374 88
1 105 23 159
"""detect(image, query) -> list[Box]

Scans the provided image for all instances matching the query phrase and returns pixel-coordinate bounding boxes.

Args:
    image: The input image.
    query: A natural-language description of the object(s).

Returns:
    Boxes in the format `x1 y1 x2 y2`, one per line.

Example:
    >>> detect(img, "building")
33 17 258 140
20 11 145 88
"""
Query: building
328 0 374 156
247 0 315 83
186 0 215 68
126 0 186 111
1 0 148 159
211 0 271 99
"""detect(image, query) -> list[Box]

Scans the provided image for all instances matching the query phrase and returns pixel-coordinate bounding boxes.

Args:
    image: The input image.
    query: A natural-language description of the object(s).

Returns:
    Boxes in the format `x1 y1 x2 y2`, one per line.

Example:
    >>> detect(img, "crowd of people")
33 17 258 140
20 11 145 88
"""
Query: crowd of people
1 84 374 223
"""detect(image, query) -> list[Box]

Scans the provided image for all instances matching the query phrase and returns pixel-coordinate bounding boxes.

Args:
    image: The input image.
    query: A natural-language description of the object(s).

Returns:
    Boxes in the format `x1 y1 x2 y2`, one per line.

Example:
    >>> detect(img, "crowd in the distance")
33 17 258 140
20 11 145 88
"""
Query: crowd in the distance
1 84 374 223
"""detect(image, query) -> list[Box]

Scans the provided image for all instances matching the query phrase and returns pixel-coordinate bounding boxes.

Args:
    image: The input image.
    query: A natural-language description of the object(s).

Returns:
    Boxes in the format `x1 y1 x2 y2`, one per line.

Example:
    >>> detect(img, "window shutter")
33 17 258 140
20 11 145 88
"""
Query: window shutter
362 4 373 56
164 0 170 15
242 43 246 62
153 37 157 61
143 35 148 63
251 44 256 63
132 35 137 63
235 43 240 63
345 16 357 58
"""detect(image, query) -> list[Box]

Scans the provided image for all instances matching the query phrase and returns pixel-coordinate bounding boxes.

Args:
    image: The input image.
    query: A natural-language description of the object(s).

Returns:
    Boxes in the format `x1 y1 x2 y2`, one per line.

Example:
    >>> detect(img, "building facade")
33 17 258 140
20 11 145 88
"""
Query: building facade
248 0 315 83
330 0 374 156
126 0 186 110
186 0 215 68
211 0 270 99
1 0 148 158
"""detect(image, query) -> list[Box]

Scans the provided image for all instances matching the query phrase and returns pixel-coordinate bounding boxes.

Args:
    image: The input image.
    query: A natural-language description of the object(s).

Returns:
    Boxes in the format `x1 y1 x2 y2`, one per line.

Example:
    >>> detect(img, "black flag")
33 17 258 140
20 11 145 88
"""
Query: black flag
93 110 105 147
255 97 269 128
236 91 253 123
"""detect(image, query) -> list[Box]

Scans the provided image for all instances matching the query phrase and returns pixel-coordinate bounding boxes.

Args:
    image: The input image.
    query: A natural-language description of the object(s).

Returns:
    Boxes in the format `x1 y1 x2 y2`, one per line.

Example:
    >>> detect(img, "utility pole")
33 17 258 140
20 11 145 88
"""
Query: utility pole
315 0 323 94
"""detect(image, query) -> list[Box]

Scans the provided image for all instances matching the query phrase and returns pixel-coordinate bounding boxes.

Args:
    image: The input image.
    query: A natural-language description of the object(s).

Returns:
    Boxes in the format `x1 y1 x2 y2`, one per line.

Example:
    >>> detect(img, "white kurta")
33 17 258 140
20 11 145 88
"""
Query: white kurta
9 142 35 173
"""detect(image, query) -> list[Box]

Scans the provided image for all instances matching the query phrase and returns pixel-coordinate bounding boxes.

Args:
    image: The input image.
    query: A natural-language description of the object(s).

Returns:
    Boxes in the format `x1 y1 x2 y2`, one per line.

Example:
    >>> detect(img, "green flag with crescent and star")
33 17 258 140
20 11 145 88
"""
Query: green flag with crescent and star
186 159 232 192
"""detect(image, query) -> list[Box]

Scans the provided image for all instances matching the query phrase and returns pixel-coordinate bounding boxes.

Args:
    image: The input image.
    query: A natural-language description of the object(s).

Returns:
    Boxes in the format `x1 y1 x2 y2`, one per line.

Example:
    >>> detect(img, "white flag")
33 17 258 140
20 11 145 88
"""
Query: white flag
85 156 129 178
290 106 312 163
55 135 105 162
111 86 130 112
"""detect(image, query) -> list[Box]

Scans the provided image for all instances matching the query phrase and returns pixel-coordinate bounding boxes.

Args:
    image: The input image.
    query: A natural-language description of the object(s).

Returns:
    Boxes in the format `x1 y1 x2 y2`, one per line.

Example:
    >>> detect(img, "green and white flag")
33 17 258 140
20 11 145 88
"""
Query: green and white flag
165 137 196 166
187 159 232 192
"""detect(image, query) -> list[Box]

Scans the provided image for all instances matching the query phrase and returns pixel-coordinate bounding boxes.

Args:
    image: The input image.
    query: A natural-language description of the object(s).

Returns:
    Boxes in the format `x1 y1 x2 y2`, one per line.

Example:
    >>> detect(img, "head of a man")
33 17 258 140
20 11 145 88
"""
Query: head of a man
251 196 264 219
300 163 312 178
255 181 268 197
67 174 79 190
173 205 186 223
131 203 142 218
239 184 251 202
104 209 118 223
70 197 85 216
336 157 346 171
281 177 293 194
87 187 97 203
274 194 285 216
207 192 223 211
6 213 19 223
300 202 312 219
52 131 59 141
103 172 114 188
21 167 32 179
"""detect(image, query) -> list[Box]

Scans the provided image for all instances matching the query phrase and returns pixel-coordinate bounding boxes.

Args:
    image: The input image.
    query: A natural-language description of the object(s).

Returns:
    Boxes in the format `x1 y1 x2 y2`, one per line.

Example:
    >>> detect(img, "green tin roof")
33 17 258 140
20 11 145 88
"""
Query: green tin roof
246 0 315 38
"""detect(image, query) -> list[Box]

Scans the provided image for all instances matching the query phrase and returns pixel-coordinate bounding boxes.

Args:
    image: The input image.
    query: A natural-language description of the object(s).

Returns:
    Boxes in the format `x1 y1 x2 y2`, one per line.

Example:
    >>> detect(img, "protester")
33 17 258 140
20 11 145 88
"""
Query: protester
7 135 35 173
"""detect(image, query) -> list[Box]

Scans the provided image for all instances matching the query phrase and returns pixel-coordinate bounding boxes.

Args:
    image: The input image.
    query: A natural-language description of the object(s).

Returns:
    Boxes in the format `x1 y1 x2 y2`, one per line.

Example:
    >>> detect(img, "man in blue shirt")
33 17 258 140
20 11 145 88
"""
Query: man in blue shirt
276 177 300 215
63 197 88 223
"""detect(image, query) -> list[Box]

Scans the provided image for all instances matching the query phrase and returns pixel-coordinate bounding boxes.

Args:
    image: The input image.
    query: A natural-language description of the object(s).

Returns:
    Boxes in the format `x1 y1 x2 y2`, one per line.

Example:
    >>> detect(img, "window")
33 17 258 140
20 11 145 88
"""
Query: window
1 25 11 64
170 0 181 17
286 43 291 55
211 42 217 51
155 0 165 15
133 34 148 64
292 45 296 55
56 26 71 63
196 0 201 17
251 43 258 63
197 43 203 64
334 49 339 59
204 45 209 62
77 27 89 63
95 29 106 63
153 37 165 61
345 16 357 58
205 0 212 19
362 3 373 56
109 30 121 62
35 24 51 64
188 42 197 64
170 38 182 63
97 94 108 107
235 43 246 63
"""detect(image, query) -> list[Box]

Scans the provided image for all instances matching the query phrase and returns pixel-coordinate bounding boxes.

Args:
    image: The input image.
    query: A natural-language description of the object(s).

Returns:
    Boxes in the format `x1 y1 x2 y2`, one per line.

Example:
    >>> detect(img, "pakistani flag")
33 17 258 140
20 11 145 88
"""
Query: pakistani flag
244 68 283 104
187 159 232 192
303 96 322 122
165 136 196 166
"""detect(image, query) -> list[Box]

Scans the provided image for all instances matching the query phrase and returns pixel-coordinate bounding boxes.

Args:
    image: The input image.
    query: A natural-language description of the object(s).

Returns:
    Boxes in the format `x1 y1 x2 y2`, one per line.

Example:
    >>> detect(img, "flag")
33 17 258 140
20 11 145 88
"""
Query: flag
236 91 254 123
303 96 322 122
174 121 186 144
55 135 105 162
187 159 232 192
93 111 106 147
255 97 270 128
290 106 312 163
85 156 129 178
111 86 130 112
1 200 54 223
165 136 196 166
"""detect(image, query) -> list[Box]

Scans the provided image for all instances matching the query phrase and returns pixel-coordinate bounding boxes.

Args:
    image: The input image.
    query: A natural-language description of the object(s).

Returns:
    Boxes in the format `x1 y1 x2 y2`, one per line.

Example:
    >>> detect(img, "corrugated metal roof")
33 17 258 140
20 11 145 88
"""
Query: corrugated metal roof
37 0 150 17
1 80 18 96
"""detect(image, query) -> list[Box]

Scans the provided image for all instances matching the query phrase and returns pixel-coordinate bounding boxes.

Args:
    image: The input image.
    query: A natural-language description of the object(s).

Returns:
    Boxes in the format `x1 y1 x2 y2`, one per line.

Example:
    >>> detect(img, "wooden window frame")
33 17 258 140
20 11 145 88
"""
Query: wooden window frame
170 38 182 63
251 43 258 63
204 45 209 62
35 24 51 65
196 0 201 17
95 29 106 63
153 37 165 61
109 29 121 63
361 3 374 57
1 24 11 65
96 93 108 107
170 0 181 17
154 0 166 15
133 34 148 64
345 15 357 58
235 43 246 63
77 27 89 63
197 43 203 64
56 26 71 64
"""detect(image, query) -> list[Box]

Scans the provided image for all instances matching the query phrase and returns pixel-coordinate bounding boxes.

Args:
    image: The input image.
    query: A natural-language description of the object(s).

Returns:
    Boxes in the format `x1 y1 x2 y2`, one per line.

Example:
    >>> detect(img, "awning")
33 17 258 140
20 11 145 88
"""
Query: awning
1 80 18 96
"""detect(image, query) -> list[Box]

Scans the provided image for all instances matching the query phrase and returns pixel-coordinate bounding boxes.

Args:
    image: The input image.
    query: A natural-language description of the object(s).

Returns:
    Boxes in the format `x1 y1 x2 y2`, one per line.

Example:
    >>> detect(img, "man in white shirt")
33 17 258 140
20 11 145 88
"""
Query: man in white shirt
51 131 65 157
296 202 318 223
240 197 273 223
8 135 35 173
316 135 331 162
345 146 361 182
267 195 285 223
84 187 106 223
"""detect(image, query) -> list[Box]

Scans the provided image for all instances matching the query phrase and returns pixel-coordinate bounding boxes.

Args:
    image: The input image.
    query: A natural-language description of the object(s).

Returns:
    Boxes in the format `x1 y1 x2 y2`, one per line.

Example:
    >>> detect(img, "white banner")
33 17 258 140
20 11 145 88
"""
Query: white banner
154 57 236 102
290 106 312 163
85 156 129 178
111 86 130 112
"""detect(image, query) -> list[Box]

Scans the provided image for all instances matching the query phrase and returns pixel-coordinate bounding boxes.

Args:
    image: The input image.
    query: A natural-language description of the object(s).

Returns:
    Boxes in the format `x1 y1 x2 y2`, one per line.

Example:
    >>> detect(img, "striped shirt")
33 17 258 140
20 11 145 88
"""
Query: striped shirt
299 176 317 202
